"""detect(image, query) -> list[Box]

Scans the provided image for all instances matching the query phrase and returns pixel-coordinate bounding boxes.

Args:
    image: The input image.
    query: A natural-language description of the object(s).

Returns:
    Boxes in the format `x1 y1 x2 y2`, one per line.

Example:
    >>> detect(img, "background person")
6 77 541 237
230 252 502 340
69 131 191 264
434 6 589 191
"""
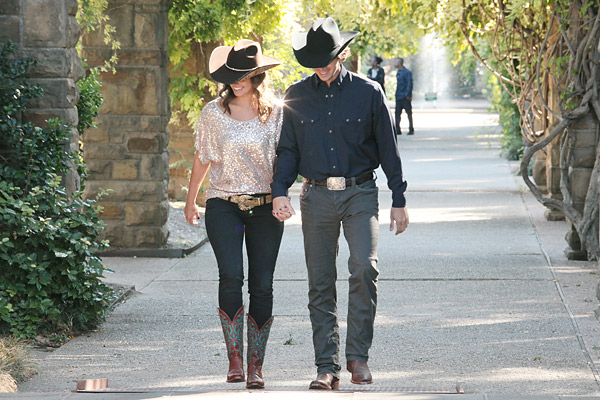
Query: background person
184 39 283 389
395 57 414 135
367 55 385 93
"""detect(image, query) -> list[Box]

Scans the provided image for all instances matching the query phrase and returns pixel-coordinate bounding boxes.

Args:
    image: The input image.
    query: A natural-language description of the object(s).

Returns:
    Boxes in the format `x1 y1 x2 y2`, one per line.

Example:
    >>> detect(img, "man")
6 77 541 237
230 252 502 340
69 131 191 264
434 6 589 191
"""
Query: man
270 17 409 390
395 58 414 135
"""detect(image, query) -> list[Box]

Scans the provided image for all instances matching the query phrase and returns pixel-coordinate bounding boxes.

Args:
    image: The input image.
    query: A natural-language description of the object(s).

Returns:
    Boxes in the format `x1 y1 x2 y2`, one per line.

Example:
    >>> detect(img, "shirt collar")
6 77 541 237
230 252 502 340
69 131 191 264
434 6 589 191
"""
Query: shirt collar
311 64 350 89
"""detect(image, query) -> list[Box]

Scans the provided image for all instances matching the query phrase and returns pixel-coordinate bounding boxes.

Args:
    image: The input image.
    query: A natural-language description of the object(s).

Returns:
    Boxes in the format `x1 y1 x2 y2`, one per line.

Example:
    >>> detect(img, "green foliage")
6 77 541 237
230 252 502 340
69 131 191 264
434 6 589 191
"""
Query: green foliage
76 66 103 136
76 0 121 72
0 41 114 339
487 75 523 160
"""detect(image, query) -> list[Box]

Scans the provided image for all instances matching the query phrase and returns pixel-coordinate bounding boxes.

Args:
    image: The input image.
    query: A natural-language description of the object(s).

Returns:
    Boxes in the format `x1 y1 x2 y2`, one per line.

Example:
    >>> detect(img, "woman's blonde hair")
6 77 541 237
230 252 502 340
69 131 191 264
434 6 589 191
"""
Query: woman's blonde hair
218 73 275 123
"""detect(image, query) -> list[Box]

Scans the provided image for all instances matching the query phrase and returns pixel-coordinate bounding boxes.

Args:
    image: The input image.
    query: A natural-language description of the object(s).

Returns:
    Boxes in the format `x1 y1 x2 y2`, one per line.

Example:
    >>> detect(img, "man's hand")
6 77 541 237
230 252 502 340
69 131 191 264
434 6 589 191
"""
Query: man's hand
390 207 409 235
272 196 296 221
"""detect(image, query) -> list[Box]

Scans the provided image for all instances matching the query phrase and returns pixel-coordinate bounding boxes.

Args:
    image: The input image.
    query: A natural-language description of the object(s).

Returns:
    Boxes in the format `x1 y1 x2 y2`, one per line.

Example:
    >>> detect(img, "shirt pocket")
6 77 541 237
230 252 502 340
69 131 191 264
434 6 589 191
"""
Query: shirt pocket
342 114 369 140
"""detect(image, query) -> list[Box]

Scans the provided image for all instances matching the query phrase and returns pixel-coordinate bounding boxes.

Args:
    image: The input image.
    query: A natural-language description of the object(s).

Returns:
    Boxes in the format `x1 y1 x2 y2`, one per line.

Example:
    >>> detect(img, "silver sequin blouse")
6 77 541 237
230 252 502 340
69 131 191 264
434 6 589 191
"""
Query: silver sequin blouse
195 99 283 200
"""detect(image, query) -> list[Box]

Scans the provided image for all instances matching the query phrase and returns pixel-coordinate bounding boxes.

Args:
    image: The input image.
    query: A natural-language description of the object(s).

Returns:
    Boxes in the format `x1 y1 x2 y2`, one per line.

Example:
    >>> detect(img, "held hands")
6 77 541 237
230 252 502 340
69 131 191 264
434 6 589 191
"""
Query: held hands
184 201 200 226
390 207 409 235
272 196 295 221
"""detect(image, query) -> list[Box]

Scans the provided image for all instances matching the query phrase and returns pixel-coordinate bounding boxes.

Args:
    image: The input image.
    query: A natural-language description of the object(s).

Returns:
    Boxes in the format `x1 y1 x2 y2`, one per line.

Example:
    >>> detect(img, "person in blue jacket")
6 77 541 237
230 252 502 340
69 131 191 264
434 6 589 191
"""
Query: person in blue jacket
395 58 414 135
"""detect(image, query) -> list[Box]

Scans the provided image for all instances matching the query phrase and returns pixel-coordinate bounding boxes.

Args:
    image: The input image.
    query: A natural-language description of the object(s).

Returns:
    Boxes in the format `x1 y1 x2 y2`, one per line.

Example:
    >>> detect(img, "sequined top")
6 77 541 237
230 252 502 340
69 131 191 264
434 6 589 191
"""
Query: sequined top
195 99 283 200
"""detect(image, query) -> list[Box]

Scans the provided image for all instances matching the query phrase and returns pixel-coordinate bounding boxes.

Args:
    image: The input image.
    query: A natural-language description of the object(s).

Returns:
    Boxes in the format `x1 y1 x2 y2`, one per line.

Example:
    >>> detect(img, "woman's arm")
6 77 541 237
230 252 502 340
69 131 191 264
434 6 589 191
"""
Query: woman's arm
184 151 210 225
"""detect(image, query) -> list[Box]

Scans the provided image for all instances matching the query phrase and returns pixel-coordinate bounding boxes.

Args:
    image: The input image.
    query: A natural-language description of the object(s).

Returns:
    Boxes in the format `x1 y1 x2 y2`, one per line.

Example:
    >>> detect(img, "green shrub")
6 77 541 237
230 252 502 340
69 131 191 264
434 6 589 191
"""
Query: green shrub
486 75 523 160
0 40 114 339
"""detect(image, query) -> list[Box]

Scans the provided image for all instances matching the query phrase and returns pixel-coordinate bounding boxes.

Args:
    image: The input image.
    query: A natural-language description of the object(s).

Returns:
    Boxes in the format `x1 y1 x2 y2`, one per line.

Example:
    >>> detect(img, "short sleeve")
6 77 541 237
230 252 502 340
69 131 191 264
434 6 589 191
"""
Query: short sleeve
195 102 218 164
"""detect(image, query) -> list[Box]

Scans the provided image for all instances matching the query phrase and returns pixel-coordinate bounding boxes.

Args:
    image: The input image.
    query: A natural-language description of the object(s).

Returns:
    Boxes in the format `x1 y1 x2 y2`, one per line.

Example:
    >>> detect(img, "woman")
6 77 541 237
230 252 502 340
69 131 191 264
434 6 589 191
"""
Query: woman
367 55 385 93
184 39 284 389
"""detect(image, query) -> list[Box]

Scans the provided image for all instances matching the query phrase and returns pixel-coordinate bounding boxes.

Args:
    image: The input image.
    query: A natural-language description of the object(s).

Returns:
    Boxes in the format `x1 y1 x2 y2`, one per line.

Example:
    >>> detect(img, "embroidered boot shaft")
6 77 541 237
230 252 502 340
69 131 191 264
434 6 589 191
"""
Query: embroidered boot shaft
217 306 245 383
246 314 274 389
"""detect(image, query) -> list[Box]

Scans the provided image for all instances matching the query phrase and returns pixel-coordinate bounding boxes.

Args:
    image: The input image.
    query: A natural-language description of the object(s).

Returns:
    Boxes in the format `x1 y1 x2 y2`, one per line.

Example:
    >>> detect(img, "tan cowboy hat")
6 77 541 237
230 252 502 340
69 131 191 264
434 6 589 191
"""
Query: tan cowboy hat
209 39 281 84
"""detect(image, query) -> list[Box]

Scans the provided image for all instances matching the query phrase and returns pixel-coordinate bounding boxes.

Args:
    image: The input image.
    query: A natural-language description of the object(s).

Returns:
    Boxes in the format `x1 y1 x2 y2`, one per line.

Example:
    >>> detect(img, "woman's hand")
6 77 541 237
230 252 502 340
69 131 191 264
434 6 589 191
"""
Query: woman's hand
184 202 200 225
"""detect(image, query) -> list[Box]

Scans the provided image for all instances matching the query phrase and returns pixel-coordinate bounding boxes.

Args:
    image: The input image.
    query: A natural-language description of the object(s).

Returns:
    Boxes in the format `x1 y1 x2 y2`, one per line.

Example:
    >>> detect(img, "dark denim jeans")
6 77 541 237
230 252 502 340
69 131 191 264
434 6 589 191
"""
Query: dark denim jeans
300 179 380 376
205 197 284 328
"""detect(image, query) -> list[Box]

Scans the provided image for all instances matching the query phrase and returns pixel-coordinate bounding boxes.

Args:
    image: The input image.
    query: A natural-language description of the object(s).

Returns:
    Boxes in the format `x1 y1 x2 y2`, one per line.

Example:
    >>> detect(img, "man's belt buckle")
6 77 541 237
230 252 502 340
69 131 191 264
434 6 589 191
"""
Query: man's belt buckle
237 195 257 211
327 177 346 191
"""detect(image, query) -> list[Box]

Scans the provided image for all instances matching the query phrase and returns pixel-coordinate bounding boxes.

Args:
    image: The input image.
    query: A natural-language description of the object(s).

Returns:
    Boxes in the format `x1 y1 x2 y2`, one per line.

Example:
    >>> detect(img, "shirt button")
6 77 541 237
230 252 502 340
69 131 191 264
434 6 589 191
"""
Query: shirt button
325 95 329 98
333 165 336 169
331 94 334 98
346 119 350 122
328 112 332 115
330 147 334 151
358 118 362 122
328 129 332 133
311 119 314 123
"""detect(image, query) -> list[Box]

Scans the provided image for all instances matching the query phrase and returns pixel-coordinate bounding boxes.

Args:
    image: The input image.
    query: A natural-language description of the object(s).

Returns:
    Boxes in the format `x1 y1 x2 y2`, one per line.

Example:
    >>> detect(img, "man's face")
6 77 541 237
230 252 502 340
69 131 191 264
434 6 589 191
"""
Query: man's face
312 57 342 86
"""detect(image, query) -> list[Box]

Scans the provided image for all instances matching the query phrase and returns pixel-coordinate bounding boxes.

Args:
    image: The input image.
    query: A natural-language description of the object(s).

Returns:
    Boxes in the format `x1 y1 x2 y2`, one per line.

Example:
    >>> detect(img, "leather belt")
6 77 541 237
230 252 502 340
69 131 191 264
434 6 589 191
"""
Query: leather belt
304 171 374 190
226 194 272 211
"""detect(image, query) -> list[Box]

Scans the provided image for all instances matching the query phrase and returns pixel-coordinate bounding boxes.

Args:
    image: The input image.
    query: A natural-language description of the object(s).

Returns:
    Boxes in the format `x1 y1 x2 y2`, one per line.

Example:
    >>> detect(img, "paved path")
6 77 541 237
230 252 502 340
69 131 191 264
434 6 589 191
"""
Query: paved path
7 101 600 399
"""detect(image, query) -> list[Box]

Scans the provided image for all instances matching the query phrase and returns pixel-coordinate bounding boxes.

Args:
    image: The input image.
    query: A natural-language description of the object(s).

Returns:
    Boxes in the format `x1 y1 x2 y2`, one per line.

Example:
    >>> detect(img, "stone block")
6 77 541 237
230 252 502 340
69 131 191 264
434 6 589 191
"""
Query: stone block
134 11 158 48
66 0 78 16
100 68 160 115
23 0 66 47
82 126 109 143
140 152 169 181
86 159 112 180
134 224 169 248
23 48 69 78
96 114 141 131
169 135 195 150
98 202 124 219
102 221 134 248
85 180 165 202
569 167 593 202
571 147 596 168
27 78 79 109
141 115 168 131
168 179 188 201
125 200 168 226
24 107 78 127
547 166 561 195
112 160 139 180
0 16 20 42
0 1 20 14
83 143 126 160
66 15 82 48
127 134 163 154
106 3 134 47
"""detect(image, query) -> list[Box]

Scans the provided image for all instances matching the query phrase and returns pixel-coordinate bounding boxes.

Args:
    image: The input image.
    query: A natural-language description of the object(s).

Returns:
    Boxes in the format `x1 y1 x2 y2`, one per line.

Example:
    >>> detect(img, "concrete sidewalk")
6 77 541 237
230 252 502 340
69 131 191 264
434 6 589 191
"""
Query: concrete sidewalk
6 104 600 399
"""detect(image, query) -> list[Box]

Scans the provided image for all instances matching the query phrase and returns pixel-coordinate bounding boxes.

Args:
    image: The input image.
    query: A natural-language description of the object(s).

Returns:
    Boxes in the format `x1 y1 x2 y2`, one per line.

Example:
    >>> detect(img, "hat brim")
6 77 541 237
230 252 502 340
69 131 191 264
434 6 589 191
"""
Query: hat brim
292 31 359 68
209 45 281 85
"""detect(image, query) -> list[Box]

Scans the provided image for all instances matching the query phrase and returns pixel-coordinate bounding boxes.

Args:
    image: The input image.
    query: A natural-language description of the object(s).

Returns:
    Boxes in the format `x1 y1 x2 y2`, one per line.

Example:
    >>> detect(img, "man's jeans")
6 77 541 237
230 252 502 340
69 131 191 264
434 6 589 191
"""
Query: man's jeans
300 179 379 376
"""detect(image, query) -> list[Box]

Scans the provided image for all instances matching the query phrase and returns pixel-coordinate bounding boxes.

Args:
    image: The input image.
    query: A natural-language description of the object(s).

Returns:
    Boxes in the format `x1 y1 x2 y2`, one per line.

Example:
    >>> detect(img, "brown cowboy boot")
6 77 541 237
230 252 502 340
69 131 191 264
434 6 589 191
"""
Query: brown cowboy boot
246 314 274 389
217 306 245 383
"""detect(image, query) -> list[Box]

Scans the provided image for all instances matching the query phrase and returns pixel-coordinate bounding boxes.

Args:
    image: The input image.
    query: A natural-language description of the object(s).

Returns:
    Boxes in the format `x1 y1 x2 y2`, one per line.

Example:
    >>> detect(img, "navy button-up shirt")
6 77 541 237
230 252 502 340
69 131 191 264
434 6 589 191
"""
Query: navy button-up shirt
271 66 407 207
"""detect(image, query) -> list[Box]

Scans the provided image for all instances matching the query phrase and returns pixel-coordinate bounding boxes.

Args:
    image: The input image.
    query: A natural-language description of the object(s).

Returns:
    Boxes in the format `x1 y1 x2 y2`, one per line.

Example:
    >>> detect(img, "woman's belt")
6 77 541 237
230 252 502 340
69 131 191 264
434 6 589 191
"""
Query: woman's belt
226 193 273 211
304 171 374 191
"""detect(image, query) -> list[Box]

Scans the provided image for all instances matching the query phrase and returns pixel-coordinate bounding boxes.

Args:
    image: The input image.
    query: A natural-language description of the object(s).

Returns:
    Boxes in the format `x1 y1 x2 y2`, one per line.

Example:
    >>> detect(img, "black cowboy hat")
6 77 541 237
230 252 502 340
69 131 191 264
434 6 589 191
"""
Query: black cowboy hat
292 17 359 68
209 39 281 85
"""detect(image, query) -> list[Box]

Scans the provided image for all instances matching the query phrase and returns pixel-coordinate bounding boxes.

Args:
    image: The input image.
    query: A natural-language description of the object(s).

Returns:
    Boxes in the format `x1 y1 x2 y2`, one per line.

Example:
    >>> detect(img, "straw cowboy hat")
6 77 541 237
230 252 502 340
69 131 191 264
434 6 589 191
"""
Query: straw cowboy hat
209 39 281 84
291 17 359 68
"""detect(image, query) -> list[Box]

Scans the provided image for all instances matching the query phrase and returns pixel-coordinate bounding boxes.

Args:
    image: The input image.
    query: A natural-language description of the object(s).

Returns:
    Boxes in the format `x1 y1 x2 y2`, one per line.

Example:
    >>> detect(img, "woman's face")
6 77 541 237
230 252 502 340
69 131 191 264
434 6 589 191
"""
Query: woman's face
230 77 254 98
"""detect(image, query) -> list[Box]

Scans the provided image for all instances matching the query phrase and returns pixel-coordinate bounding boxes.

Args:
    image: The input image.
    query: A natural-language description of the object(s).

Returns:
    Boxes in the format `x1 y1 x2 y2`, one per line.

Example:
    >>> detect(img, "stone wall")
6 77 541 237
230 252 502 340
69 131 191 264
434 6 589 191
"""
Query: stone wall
81 0 171 249
0 0 84 194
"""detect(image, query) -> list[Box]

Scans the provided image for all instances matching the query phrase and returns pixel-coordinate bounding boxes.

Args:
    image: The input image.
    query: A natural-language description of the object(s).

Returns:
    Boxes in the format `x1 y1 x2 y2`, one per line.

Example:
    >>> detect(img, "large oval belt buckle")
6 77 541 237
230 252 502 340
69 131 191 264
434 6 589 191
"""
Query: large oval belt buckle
237 195 254 211
327 177 346 191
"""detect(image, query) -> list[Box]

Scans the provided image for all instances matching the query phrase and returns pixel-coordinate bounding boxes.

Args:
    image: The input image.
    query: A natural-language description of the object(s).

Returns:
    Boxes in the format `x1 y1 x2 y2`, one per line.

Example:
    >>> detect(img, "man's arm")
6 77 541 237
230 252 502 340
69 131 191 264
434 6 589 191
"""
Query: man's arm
271 89 301 220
